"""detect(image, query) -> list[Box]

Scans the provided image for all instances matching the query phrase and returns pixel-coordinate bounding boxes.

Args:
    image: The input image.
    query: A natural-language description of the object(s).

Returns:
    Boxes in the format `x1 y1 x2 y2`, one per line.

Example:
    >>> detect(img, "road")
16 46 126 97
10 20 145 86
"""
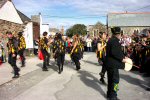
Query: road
0 53 150 100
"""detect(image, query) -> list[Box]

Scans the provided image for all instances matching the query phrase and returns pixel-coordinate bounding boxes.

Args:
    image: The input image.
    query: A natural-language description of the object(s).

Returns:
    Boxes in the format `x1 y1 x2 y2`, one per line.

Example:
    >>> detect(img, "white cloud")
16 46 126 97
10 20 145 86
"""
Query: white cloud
13 0 150 28
14 0 150 15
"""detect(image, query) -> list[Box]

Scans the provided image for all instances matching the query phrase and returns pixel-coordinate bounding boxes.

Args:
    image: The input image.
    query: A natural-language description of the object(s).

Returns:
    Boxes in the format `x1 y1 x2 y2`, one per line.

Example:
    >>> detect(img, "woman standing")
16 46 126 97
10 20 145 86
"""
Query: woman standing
71 34 81 71
97 32 107 84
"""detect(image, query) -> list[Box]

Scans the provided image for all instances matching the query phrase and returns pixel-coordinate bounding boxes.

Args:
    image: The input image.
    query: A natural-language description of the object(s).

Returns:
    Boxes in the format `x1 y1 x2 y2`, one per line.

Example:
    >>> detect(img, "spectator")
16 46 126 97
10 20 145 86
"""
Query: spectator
86 36 92 52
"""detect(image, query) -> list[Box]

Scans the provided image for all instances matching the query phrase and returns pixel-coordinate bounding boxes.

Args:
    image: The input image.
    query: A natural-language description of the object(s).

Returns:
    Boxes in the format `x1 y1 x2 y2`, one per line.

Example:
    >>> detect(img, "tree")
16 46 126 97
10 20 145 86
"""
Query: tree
66 24 87 37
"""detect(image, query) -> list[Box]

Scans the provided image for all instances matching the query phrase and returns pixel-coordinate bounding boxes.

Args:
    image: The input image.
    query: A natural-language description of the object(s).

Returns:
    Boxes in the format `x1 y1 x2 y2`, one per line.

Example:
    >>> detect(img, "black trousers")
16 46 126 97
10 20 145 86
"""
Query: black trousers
41 49 50 69
72 53 80 70
107 68 119 98
100 58 106 78
18 49 25 66
8 53 20 76
57 53 65 72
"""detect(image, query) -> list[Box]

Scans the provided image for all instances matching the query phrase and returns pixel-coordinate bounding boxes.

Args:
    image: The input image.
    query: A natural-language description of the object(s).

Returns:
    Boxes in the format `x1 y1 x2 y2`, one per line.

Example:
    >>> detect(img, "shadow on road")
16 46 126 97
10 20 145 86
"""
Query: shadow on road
36 62 58 72
78 70 107 98
82 60 99 66
120 74 150 91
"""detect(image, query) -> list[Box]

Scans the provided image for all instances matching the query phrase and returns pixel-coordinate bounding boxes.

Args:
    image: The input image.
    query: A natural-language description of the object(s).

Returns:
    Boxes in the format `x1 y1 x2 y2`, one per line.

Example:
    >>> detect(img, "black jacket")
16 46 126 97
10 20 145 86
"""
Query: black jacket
105 36 125 69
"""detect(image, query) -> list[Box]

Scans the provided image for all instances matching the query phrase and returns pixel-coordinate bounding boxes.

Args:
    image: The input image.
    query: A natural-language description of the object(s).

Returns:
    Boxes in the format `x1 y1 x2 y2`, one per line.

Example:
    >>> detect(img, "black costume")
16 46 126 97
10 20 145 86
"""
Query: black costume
145 38 150 74
54 34 65 74
97 39 107 83
18 32 26 67
105 27 125 99
71 41 82 70
39 35 50 71
7 36 20 78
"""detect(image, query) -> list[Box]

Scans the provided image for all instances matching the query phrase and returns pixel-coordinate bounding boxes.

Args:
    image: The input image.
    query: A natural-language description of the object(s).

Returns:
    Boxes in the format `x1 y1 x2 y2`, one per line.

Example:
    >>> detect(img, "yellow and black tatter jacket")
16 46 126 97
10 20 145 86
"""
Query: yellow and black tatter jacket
72 41 81 54
55 39 65 54
97 39 106 59
18 36 26 50
7 39 17 54
39 37 48 51
79 40 84 52
52 40 58 53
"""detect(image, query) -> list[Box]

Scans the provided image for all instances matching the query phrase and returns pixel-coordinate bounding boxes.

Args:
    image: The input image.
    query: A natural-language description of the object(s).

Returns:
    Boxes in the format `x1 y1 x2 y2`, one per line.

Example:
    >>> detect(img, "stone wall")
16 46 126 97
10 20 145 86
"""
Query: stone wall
0 19 25 56
0 19 24 35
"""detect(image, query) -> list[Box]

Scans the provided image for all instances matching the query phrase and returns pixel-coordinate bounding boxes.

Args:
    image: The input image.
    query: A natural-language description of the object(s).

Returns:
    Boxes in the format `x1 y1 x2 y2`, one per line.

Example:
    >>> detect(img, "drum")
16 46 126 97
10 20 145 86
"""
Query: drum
124 58 133 71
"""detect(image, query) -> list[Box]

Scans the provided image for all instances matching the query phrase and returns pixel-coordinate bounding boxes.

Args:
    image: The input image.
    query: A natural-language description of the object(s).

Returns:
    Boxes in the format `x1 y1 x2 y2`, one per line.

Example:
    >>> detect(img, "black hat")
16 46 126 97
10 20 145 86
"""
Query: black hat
18 32 23 36
57 33 62 39
111 27 121 35
6 31 12 35
43 32 48 36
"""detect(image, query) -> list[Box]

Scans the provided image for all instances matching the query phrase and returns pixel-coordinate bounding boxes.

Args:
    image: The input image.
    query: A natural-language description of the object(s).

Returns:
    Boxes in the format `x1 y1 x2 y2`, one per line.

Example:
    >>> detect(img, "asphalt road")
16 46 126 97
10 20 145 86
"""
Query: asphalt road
0 53 149 100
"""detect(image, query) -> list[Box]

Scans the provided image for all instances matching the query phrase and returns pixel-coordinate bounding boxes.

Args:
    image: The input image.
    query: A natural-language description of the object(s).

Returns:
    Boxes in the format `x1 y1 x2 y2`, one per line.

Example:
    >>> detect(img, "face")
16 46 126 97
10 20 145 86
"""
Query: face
102 33 107 40
7 34 13 38
118 34 122 39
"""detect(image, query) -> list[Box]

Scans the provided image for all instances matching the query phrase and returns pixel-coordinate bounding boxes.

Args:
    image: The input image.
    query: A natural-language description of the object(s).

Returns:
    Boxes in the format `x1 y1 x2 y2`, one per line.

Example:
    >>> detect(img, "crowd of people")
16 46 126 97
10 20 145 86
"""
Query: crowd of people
36 32 84 73
0 27 150 100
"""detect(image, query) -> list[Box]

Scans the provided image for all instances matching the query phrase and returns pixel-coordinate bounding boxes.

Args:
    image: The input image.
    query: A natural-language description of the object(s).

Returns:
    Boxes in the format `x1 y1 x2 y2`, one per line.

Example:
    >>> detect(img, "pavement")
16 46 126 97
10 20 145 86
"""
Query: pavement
0 52 150 100
0 56 42 85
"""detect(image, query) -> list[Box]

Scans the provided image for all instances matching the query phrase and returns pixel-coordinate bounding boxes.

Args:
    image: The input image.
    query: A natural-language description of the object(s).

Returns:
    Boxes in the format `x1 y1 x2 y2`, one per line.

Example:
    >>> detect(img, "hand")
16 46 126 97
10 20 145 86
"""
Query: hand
12 54 16 57
70 51 73 54
122 58 126 63
104 44 106 47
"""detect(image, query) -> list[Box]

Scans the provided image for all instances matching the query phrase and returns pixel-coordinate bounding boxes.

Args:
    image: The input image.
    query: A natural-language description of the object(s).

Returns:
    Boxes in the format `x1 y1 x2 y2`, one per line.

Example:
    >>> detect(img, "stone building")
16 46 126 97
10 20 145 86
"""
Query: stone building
87 22 106 36
107 12 150 35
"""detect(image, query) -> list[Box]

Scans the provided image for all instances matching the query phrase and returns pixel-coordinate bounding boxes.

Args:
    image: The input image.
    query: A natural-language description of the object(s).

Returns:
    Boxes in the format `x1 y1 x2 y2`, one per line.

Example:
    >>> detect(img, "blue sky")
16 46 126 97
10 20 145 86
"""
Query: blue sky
13 0 150 30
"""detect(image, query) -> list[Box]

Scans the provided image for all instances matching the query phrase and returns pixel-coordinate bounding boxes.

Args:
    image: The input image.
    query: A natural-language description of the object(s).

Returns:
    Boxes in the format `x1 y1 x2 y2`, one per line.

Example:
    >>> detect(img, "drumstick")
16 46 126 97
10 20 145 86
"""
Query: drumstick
132 65 140 69
126 62 140 69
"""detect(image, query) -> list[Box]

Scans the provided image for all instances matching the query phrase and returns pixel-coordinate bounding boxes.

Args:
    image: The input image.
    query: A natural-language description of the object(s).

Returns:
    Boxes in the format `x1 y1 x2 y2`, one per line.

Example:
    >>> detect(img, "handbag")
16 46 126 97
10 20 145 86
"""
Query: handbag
38 50 44 60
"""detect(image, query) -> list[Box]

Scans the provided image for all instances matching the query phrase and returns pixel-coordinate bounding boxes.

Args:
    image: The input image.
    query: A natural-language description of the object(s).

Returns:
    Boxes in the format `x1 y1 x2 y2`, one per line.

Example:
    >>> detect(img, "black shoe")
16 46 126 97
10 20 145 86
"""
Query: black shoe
146 88 150 91
42 69 48 71
12 75 19 78
21 65 25 67
58 71 61 74
100 78 106 84
61 68 63 72
47 64 51 66
107 97 120 100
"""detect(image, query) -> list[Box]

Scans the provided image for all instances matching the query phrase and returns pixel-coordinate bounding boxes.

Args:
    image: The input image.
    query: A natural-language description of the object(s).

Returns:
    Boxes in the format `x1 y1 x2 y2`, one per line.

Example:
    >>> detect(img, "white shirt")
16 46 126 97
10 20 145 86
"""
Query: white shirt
86 38 92 47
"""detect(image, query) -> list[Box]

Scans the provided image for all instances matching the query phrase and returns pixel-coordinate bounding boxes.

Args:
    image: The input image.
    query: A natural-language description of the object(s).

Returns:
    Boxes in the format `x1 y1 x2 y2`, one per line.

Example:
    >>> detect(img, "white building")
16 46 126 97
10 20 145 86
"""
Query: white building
0 0 23 24
0 0 34 49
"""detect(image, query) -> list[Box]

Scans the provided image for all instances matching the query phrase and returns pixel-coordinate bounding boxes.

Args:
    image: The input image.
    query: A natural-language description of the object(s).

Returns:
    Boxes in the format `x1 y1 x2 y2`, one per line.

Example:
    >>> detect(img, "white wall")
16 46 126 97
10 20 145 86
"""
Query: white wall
23 22 34 49
40 24 50 36
0 1 23 24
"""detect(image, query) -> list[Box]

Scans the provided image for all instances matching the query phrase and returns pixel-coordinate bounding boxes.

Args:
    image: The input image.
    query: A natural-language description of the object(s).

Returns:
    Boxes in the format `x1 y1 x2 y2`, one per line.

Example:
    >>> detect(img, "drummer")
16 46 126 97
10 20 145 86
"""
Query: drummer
105 27 127 100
